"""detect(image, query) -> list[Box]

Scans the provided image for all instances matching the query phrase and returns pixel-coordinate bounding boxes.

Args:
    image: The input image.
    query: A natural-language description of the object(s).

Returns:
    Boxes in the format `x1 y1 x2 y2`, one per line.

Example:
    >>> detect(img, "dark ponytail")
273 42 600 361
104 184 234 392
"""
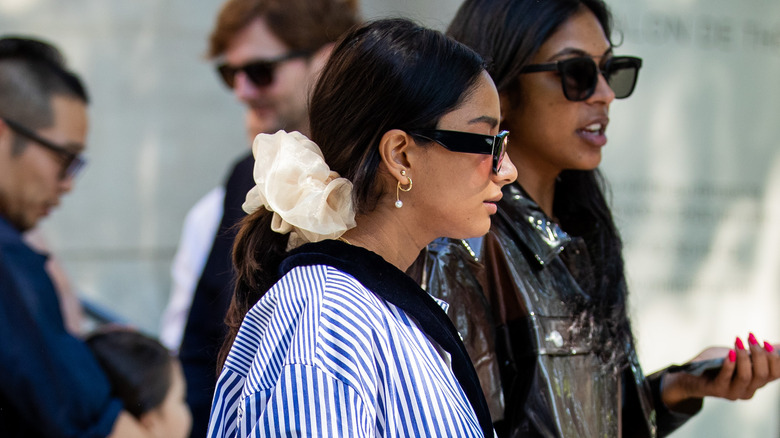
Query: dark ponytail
218 210 288 370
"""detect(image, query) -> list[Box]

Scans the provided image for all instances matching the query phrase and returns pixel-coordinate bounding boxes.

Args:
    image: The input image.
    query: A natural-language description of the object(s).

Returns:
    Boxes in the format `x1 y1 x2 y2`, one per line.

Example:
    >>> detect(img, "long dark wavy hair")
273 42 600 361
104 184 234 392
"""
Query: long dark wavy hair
218 18 487 370
448 0 634 369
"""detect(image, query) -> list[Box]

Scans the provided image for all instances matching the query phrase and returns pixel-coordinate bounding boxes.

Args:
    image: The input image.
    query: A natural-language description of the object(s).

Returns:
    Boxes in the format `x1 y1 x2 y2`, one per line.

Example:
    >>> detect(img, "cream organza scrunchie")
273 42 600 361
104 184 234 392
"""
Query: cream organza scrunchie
242 130 356 250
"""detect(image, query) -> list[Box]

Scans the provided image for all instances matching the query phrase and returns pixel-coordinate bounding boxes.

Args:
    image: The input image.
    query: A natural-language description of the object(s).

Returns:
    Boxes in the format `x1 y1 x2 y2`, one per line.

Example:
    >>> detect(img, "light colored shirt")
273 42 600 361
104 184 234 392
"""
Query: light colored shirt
160 186 224 351
208 264 484 437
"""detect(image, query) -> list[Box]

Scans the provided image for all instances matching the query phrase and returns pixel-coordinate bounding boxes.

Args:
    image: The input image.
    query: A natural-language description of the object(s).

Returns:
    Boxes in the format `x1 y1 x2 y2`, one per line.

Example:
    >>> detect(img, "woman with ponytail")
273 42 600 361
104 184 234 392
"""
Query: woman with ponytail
207 18 517 437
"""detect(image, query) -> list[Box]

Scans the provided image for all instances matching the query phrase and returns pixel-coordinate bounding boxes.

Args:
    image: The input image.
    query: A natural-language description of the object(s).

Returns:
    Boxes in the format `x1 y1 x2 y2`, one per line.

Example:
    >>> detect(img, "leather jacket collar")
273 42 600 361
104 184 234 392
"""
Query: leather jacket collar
497 183 571 267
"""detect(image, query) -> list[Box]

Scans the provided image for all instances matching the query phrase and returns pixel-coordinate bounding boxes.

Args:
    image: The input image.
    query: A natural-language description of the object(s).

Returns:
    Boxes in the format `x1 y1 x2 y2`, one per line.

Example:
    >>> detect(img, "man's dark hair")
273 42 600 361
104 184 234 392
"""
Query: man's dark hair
0 36 89 153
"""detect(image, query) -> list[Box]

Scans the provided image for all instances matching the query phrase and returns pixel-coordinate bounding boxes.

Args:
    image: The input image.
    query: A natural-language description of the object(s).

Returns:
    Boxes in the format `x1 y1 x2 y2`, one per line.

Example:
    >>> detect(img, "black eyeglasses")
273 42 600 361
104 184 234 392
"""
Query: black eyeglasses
411 129 509 173
1 117 87 180
520 55 642 101
216 50 312 89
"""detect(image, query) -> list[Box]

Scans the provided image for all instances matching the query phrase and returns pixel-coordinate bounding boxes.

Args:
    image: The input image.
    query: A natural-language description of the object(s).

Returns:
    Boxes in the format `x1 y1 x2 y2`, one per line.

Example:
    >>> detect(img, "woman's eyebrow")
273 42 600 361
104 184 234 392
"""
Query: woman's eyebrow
469 115 499 128
548 46 613 61
549 47 590 60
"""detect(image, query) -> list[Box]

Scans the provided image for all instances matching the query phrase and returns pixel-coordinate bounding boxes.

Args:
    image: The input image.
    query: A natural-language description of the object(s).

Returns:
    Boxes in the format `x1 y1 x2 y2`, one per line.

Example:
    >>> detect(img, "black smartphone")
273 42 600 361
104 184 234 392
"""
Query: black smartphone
670 358 725 377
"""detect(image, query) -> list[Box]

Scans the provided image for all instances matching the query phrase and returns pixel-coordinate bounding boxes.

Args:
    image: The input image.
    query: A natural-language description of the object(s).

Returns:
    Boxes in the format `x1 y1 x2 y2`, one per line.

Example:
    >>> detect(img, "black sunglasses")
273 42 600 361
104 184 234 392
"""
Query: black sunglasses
216 50 312 89
520 55 642 101
1 117 87 180
411 129 509 173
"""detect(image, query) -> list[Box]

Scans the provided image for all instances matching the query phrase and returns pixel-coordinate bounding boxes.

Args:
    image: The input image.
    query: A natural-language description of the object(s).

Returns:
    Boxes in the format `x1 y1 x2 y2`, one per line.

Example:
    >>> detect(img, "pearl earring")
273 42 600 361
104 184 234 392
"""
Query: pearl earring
395 170 412 208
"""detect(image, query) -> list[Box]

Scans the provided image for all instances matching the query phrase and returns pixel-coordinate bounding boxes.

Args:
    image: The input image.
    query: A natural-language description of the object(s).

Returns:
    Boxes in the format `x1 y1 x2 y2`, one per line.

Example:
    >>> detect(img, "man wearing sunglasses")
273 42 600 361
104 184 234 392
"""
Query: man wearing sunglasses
0 37 153 437
159 1 360 436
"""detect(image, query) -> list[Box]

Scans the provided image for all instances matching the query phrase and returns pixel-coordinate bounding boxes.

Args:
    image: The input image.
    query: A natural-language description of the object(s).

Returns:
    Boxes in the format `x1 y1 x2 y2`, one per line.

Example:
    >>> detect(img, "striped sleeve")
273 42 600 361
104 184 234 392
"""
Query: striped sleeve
242 363 372 437
207 368 244 438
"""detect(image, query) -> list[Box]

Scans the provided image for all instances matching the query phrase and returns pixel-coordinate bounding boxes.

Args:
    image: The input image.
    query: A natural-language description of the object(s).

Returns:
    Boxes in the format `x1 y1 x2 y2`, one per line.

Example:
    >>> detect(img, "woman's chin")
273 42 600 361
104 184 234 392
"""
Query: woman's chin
461 223 491 240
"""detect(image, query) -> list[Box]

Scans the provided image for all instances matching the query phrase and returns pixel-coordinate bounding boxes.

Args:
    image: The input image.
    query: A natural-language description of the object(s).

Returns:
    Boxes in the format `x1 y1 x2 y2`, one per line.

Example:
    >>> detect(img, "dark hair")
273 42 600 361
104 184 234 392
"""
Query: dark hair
448 0 633 368
85 328 174 418
0 36 89 153
448 0 612 96
219 18 487 370
207 0 360 58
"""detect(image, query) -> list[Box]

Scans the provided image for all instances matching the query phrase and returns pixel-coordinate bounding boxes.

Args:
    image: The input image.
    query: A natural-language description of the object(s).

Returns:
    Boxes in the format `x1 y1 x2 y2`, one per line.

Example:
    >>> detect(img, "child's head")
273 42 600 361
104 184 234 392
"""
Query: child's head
86 327 192 438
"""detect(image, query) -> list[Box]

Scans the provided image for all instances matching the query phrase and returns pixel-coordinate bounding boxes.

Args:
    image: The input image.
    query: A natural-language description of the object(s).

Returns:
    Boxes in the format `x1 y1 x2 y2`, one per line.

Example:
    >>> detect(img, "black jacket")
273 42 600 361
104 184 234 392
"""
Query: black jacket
418 183 701 438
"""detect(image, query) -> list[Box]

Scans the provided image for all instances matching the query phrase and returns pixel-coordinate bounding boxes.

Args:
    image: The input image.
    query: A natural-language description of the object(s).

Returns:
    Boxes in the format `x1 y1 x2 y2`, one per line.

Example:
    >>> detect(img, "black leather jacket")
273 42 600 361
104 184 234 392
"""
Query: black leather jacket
416 183 701 437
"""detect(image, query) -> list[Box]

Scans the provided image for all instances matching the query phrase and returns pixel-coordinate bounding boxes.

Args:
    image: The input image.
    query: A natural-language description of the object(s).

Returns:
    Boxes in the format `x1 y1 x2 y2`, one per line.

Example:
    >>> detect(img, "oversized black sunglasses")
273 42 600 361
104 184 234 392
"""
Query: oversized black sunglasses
216 50 312 89
1 117 86 180
411 129 509 173
520 55 642 101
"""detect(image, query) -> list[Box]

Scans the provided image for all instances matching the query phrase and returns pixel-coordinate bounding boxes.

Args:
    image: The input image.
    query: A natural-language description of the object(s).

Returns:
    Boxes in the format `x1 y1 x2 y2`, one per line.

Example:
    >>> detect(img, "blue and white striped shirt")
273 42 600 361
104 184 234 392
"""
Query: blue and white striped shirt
207 262 485 437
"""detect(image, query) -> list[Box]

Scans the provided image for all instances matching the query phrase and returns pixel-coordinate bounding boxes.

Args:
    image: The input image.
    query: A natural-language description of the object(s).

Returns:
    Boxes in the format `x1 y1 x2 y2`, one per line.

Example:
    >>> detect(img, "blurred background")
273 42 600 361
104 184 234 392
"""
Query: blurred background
1 0 778 436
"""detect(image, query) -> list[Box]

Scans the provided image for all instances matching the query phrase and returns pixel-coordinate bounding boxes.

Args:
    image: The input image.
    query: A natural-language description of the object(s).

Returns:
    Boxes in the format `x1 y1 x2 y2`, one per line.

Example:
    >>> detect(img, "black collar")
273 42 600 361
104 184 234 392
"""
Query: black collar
280 240 493 437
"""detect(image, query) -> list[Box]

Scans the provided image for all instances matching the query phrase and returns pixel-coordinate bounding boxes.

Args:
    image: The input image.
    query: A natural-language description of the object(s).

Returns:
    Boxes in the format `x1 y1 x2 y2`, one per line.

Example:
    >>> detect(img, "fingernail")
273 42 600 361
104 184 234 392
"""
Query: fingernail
736 337 745 350
729 349 736 362
765 342 775 353
748 333 758 346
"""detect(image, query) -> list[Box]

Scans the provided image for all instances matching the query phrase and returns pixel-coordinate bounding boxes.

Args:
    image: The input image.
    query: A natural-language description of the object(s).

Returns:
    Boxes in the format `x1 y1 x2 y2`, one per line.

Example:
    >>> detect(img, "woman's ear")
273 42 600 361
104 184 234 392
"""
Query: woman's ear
378 129 415 183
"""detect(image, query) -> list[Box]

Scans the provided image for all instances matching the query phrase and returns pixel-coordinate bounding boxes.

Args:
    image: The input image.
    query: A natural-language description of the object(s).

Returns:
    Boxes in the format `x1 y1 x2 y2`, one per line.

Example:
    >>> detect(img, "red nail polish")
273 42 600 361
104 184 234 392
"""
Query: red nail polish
765 342 775 353
736 337 745 350
748 333 758 346
729 349 736 362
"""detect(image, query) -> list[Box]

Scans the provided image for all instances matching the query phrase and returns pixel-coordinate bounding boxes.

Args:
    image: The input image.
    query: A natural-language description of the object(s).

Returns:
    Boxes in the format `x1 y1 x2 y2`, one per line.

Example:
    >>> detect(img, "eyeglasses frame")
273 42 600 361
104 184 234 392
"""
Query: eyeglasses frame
520 55 642 101
1 116 87 180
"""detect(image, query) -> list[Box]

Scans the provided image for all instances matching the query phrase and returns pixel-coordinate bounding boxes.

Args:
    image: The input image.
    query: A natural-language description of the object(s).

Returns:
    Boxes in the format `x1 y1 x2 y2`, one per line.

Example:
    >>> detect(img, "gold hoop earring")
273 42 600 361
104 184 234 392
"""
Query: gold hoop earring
395 170 413 208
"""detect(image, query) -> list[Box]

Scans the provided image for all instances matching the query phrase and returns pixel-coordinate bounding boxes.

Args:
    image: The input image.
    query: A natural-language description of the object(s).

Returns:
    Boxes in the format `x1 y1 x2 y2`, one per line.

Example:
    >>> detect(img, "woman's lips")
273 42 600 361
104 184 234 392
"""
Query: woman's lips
484 194 502 214
577 121 607 146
